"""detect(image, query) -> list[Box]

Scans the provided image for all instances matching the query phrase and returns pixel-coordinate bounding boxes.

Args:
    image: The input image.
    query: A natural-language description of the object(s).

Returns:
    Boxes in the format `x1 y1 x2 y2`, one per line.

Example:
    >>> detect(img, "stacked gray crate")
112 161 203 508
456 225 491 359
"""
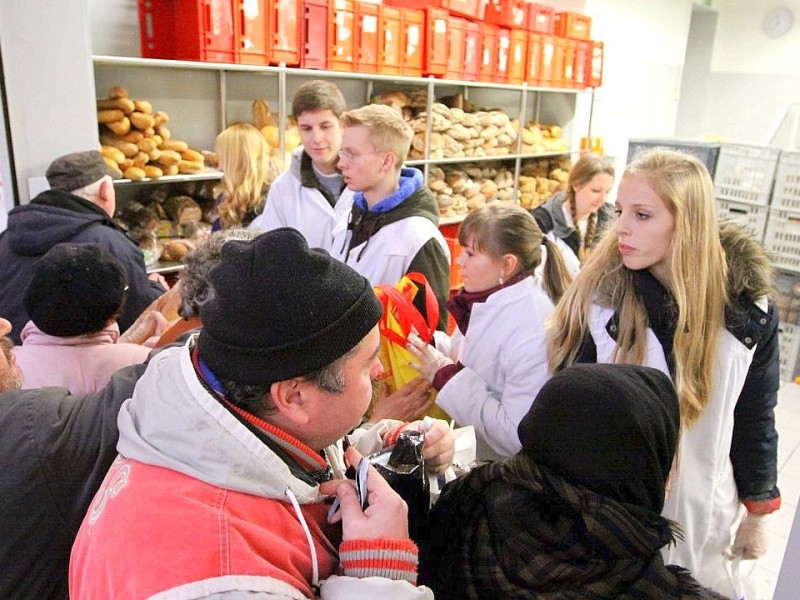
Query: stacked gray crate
762 149 800 380
714 143 780 241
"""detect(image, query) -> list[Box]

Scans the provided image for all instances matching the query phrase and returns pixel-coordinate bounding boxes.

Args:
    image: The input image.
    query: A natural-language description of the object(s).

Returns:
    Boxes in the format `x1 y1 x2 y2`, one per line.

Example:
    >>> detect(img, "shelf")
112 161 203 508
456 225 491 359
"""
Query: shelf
113 168 222 186
406 150 572 167
93 55 592 96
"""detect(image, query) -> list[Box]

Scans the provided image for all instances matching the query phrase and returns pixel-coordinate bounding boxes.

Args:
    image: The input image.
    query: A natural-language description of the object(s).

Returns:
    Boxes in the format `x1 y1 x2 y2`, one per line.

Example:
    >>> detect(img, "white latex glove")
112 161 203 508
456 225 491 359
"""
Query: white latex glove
406 332 454 383
726 512 770 560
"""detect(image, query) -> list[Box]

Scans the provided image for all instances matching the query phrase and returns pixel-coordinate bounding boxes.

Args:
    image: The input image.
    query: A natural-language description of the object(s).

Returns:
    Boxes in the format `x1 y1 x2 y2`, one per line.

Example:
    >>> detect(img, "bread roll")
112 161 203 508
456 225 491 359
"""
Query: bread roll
130 111 156 131
134 100 153 114
97 97 136 113
108 86 129 99
98 109 125 124
105 117 131 136
123 166 147 181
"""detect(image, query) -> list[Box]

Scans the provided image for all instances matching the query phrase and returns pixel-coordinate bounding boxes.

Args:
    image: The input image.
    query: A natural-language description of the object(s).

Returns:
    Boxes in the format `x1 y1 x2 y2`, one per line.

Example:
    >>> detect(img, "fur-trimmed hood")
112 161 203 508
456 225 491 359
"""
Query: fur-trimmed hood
719 220 774 303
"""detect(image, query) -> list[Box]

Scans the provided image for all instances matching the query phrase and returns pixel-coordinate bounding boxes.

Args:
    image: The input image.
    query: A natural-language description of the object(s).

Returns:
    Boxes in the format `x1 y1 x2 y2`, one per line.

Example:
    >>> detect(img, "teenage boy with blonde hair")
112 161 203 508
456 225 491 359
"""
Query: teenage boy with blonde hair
249 80 353 251
332 104 450 330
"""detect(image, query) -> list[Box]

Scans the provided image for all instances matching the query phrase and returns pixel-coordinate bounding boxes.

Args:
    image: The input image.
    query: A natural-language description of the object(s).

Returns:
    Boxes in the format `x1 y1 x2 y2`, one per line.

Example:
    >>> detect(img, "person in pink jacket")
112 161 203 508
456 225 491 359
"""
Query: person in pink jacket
13 243 150 394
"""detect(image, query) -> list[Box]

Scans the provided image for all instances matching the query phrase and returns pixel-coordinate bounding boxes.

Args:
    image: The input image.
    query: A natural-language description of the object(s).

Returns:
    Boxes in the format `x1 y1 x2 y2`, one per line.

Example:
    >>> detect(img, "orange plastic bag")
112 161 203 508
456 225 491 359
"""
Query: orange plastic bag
373 273 450 421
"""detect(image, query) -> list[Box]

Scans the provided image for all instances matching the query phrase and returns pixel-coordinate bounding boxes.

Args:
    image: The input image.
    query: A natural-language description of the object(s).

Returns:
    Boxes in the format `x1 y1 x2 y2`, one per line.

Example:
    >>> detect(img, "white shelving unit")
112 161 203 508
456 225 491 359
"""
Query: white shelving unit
93 55 594 192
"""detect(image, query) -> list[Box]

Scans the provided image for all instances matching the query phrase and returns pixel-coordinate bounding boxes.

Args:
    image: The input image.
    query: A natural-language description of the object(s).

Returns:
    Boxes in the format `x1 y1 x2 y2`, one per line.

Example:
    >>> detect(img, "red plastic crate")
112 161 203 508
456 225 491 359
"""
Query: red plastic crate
445 237 464 289
400 9 424 77
525 31 543 85
383 2 448 76
355 1 381 74
380 5 403 75
236 0 269 65
463 20 482 81
484 0 526 29
445 15 467 79
269 0 302 66
495 28 511 84
572 38 592 89
538 33 563 87
330 0 356 72
554 11 591 40
380 0 482 20
301 0 328 69
138 0 236 63
480 24 499 82
588 40 604 88
507 29 527 85
525 2 555 33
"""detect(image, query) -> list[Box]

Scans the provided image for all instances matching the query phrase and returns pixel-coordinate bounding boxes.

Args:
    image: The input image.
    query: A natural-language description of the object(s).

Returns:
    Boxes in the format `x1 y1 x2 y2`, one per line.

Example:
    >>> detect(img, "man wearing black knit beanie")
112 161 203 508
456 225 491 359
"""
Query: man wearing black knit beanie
70 227 453 599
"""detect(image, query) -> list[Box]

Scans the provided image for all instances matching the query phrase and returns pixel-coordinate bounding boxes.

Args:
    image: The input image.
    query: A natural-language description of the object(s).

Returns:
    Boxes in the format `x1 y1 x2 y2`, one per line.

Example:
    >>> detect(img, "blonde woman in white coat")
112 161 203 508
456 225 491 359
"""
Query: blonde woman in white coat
407 203 572 460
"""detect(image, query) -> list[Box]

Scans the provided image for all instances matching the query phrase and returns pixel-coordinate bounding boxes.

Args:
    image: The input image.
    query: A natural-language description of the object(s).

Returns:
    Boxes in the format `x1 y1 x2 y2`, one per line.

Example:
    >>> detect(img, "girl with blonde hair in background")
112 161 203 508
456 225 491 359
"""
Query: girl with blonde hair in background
212 123 282 230
547 148 780 599
407 202 572 460
532 152 615 274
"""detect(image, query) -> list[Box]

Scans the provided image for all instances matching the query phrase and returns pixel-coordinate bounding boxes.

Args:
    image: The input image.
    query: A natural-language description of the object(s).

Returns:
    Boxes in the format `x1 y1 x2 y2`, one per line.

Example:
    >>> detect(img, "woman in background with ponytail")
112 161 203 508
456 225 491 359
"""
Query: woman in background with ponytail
407 203 572 460
532 153 615 274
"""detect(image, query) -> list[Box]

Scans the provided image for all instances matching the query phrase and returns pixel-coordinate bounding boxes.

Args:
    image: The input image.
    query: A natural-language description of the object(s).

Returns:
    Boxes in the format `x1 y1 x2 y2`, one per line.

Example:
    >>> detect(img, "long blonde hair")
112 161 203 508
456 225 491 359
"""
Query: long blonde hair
459 203 572 304
214 123 281 229
547 149 727 427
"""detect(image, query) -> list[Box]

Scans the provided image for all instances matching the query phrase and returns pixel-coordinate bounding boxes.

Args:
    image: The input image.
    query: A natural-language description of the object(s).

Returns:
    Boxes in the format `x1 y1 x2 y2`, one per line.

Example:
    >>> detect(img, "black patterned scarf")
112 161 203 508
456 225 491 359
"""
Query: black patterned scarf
422 455 723 599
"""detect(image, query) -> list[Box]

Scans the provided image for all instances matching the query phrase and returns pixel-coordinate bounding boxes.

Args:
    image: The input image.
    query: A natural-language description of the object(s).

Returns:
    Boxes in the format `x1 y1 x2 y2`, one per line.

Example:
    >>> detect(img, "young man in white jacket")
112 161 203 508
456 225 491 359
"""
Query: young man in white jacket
332 105 451 330
70 229 453 599
249 81 353 252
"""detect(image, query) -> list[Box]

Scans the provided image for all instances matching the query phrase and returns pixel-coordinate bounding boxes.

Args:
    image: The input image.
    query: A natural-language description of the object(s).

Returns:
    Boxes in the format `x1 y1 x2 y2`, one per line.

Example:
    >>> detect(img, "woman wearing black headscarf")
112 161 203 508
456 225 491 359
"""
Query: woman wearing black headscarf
420 363 726 599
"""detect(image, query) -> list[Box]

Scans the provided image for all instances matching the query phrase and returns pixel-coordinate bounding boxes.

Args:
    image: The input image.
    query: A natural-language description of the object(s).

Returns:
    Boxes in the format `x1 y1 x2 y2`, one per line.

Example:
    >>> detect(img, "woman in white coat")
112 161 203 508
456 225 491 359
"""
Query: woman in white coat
407 203 572 460
547 149 781 599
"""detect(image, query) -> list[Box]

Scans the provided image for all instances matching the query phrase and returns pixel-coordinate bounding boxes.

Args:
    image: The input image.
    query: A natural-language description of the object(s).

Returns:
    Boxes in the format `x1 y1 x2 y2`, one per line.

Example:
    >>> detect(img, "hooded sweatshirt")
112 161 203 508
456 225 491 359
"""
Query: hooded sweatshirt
69 341 432 600
0 190 164 344
331 168 450 330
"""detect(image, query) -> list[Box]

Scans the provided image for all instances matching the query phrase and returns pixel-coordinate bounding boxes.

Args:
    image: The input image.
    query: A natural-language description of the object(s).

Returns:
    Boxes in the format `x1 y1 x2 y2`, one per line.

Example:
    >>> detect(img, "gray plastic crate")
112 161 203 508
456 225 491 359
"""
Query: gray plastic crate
626 138 721 176
779 322 800 382
763 209 800 273
714 143 780 207
771 150 800 212
716 199 768 241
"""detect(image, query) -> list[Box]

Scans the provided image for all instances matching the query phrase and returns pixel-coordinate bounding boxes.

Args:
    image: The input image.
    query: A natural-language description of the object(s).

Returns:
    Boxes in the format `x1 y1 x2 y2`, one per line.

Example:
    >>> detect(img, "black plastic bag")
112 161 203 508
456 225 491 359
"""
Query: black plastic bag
366 430 430 542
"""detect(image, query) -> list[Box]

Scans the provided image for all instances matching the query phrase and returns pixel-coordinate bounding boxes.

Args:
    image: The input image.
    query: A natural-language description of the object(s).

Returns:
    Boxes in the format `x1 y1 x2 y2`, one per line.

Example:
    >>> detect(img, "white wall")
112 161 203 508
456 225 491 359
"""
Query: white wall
0 0 99 205
683 0 800 143
581 0 695 175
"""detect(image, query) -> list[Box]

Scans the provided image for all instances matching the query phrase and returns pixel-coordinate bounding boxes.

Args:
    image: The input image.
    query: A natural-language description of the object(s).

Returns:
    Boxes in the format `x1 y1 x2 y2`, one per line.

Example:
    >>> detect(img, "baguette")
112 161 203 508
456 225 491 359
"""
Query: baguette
105 117 131 136
153 111 170 127
178 160 205 174
120 130 144 143
98 109 125 124
130 111 156 131
134 100 153 114
100 145 126 164
103 157 123 178
159 139 187 153
123 166 147 181
108 86 130 99
143 165 163 179
181 148 204 163
99 134 139 158
97 97 135 113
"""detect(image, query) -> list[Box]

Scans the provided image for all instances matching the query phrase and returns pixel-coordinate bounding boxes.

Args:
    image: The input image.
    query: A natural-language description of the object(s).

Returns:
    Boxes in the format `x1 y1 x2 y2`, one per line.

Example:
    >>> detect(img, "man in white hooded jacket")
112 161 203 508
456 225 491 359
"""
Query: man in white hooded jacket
70 228 451 599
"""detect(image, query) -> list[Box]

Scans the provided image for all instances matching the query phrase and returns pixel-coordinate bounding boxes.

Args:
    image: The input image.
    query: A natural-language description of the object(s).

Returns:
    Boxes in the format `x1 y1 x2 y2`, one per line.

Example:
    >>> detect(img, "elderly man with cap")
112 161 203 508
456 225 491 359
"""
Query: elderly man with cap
70 228 452 599
0 150 166 344
13 243 151 393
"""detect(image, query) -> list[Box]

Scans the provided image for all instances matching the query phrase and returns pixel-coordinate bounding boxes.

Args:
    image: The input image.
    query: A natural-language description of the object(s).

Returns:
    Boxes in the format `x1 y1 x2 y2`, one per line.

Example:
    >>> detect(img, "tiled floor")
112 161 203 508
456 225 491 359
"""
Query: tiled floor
750 380 800 599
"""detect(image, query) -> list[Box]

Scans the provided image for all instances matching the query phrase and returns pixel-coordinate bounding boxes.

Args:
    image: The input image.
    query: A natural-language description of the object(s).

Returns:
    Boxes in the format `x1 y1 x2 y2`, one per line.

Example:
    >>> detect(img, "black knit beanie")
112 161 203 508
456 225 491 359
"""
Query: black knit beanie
518 363 680 513
23 243 127 337
198 228 383 385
